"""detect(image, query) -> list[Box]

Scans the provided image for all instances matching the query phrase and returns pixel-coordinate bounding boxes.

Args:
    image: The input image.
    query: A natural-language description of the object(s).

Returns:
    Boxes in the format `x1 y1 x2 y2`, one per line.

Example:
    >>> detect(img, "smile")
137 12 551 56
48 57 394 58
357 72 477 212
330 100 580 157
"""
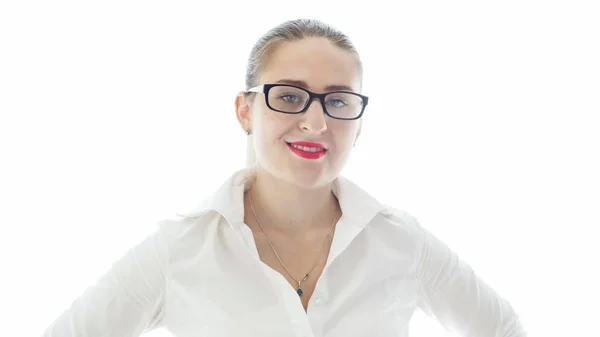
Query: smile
286 142 327 160
289 143 325 152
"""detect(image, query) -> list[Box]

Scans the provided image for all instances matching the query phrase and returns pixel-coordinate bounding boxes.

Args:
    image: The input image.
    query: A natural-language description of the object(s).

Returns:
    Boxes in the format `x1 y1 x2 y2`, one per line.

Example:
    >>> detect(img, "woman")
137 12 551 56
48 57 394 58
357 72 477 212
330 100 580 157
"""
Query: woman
43 19 526 336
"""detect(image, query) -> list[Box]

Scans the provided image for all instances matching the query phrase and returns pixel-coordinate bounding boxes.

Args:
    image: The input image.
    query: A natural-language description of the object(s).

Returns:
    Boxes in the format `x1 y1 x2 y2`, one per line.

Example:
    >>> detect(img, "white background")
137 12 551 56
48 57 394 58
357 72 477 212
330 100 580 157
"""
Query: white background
1 1 599 336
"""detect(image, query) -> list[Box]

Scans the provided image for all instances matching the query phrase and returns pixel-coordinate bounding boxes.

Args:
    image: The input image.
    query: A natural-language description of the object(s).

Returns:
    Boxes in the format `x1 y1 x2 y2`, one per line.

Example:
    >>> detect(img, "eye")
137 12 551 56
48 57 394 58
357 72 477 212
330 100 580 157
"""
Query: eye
279 94 302 103
326 99 348 108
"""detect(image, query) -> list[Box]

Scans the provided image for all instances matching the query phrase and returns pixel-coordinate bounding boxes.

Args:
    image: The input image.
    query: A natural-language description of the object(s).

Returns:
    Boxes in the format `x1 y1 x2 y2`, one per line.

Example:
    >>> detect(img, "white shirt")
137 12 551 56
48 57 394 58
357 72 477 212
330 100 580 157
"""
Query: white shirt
43 167 526 337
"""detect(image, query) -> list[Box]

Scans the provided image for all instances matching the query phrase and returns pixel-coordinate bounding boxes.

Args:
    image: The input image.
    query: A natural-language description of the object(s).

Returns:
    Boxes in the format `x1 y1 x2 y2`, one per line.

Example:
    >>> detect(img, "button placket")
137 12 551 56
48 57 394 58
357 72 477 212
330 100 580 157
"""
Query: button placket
306 290 328 336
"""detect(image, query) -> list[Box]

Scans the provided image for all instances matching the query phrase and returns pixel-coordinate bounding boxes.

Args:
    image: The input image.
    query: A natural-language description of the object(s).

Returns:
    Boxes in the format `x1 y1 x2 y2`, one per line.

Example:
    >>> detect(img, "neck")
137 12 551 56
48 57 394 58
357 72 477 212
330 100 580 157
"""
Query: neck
245 168 339 232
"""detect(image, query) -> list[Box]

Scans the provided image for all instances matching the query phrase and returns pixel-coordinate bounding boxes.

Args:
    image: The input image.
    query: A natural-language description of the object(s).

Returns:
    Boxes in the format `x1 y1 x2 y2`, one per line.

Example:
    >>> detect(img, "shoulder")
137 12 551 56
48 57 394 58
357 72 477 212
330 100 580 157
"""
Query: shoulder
154 167 253 258
334 174 427 245
378 205 422 230
370 205 427 250
153 200 224 261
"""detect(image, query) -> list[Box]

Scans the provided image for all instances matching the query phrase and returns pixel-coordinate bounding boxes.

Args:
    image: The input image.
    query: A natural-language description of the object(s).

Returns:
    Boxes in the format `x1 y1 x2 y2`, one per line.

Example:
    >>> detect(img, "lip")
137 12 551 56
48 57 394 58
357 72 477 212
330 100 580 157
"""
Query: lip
286 141 327 160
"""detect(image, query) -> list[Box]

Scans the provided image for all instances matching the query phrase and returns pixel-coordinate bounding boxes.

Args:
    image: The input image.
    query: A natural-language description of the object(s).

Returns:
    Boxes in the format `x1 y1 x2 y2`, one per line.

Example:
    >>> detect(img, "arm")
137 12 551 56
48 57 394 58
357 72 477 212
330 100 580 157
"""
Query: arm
42 223 169 337
415 222 527 337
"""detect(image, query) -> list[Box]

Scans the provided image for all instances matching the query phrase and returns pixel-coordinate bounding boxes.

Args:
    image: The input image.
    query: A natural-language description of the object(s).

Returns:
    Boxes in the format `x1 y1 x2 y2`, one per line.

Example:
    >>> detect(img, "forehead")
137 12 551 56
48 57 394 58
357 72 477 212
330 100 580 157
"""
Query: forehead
259 37 361 92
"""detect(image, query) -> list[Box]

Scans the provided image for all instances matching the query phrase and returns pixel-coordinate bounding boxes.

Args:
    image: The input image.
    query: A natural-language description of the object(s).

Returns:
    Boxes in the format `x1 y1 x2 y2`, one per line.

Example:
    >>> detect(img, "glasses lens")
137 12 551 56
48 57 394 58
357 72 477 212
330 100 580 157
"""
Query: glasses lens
324 93 364 119
267 85 364 119
268 85 310 113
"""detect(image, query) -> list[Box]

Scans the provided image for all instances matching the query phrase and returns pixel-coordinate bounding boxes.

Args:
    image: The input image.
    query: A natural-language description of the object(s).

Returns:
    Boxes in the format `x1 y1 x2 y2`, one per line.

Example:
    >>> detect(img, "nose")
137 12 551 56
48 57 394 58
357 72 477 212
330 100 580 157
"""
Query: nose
299 98 328 134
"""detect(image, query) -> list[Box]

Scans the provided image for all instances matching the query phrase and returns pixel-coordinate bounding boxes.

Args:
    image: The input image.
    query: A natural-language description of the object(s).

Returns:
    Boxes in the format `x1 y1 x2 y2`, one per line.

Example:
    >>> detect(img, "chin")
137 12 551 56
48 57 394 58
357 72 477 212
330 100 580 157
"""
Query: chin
256 148 344 189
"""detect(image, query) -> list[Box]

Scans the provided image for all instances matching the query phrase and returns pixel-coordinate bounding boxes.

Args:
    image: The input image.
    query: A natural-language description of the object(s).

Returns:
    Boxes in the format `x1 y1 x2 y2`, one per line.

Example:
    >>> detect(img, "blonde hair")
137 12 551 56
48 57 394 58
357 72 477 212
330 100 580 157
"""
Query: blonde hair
243 19 363 168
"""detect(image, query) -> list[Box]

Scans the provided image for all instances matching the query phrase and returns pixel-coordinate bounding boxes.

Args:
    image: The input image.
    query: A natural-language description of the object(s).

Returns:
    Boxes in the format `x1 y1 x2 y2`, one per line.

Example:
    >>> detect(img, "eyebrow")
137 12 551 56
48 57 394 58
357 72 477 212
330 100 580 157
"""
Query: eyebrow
275 79 355 92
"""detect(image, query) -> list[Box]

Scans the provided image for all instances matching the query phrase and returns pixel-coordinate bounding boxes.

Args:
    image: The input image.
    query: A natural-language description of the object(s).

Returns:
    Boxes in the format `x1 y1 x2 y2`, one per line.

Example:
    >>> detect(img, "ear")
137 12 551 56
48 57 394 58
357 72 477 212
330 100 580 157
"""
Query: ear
235 92 252 131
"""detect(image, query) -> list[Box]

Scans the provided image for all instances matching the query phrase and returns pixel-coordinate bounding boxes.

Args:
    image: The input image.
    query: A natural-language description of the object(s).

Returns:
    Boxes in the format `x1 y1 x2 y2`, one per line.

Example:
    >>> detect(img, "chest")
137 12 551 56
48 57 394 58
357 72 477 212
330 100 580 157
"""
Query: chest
162 219 422 336
251 231 332 311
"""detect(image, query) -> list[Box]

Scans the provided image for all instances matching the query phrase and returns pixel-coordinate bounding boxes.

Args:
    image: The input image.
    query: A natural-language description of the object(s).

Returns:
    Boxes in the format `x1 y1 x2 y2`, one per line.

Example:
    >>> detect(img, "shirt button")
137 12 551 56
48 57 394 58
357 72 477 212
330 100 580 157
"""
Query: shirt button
315 298 324 306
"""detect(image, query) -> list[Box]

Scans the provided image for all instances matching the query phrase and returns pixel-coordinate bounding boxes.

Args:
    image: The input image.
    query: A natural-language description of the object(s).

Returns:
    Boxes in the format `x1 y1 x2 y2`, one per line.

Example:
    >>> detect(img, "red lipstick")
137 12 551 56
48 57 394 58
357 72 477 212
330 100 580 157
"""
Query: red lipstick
287 141 327 160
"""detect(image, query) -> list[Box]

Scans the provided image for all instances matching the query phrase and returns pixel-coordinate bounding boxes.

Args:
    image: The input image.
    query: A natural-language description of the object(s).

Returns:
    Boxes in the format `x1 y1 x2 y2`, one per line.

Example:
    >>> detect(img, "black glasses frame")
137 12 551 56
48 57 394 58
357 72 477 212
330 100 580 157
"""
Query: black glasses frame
245 84 369 120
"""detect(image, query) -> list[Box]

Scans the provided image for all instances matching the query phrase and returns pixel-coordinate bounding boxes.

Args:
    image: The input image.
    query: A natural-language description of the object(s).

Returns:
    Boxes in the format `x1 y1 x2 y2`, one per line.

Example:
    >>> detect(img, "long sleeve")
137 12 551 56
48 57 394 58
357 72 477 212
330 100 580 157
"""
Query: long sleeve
415 223 527 337
42 223 169 337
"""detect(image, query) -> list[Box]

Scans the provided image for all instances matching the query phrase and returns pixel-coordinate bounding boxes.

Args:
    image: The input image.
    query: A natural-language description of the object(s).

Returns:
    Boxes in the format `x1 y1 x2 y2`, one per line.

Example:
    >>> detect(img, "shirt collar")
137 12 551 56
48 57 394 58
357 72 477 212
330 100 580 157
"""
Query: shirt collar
176 167 388 228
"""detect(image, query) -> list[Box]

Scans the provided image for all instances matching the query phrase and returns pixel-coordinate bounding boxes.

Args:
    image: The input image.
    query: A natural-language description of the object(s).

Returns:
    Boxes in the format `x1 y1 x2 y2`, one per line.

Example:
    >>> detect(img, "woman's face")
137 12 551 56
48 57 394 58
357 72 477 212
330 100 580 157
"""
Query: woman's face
236 37 363 189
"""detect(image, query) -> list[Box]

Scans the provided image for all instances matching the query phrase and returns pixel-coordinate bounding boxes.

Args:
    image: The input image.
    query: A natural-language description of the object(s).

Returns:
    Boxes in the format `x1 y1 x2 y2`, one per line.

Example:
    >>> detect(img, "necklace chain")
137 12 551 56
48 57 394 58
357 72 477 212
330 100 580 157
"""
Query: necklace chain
248 193 338 296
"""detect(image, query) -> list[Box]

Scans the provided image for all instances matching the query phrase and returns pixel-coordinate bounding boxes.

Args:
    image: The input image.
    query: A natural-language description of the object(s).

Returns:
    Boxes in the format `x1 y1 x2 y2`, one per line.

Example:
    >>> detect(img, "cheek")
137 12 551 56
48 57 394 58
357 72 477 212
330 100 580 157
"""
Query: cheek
262 112 297 134
332 122 360 144
254 110 293 143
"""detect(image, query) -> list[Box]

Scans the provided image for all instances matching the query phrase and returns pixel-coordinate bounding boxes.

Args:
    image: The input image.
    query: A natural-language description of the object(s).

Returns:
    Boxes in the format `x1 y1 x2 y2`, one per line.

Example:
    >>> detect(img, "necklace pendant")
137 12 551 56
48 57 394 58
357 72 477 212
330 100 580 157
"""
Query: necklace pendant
296 274 308 296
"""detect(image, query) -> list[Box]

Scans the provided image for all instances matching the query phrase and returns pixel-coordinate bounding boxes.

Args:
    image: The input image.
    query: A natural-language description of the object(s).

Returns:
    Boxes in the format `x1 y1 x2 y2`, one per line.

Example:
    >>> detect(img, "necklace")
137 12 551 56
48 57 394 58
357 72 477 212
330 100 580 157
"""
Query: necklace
247 193 338 297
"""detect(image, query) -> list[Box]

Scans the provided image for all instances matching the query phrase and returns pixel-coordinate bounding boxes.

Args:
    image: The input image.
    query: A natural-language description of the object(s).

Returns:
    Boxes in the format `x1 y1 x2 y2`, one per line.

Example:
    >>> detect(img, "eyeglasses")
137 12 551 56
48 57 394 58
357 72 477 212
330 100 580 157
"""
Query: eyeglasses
245 84 369 120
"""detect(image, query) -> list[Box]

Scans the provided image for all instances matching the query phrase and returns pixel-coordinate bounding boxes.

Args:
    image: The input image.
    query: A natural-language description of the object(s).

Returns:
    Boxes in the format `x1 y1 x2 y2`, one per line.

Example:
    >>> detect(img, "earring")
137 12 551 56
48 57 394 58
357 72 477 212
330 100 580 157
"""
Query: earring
244 129 251 135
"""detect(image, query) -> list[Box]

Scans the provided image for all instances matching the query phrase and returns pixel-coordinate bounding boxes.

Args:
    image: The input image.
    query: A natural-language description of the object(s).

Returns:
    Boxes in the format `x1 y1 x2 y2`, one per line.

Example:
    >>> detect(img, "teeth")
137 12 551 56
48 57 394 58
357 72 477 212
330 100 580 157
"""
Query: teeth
290 144 324 152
